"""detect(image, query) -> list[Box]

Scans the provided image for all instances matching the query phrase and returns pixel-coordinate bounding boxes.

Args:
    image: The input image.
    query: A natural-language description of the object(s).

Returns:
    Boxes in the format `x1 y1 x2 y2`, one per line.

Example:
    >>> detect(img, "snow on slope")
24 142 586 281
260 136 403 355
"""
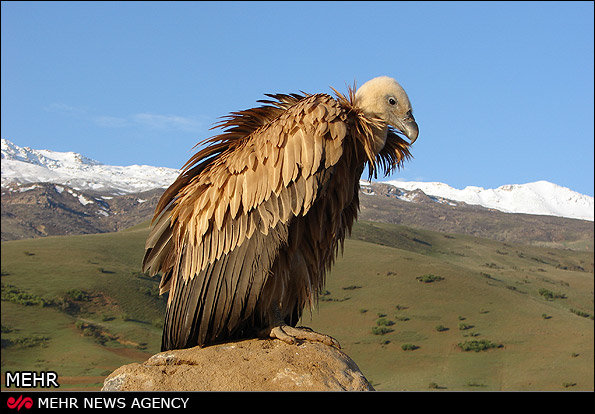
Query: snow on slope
2 139 593 221
383 180 594 222
1 139 180 194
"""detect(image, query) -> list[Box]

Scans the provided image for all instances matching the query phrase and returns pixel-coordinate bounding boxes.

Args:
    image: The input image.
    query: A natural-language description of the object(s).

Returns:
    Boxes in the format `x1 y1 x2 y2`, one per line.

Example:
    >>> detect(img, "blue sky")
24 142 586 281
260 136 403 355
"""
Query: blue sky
2 1 593 196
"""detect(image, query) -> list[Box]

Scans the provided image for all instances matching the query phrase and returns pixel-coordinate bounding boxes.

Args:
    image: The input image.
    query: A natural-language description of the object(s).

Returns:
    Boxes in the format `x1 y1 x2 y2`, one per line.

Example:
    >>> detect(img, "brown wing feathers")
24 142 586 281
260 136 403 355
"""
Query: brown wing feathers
143 84 413 350
143 93 356 349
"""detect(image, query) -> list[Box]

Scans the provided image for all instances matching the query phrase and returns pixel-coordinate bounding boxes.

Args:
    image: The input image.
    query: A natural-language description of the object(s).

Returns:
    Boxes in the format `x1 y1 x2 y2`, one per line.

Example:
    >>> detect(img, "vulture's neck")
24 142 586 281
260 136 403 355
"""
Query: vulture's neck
370 122 389 156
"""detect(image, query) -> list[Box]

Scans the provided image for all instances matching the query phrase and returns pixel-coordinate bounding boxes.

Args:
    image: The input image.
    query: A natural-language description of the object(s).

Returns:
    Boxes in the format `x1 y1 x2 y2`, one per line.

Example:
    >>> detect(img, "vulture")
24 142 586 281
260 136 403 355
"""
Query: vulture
143 76 419 351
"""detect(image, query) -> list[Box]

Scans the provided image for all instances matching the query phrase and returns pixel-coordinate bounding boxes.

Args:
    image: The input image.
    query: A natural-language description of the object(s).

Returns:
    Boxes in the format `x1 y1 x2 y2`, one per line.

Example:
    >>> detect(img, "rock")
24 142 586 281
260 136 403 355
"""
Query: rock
102 338 374 391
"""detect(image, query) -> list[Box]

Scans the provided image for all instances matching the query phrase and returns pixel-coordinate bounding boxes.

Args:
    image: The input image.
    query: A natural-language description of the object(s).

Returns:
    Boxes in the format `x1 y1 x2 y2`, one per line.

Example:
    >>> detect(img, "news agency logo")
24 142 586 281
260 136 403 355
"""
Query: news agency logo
6 396 33 411
4 371 59 388
4 371 58 411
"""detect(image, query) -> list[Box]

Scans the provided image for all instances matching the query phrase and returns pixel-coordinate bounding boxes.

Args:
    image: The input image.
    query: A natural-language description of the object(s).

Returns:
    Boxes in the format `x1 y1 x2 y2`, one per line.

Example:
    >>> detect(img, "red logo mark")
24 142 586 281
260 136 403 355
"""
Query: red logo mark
7 396 33 411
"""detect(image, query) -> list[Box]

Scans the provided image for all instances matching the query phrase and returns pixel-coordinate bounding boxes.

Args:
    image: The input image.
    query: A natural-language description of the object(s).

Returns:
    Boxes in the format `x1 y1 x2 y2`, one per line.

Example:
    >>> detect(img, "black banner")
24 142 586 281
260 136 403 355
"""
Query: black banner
1 390 593 411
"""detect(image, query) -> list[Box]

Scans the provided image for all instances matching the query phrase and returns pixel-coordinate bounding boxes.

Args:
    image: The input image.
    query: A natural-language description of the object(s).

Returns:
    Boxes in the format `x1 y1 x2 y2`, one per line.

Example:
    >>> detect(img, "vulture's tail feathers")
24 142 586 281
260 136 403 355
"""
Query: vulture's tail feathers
160 221 289 351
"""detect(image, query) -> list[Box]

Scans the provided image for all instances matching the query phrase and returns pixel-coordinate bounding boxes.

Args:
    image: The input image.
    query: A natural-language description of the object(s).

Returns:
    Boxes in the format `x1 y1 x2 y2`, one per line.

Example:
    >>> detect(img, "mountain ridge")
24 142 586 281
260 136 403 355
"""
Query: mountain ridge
3 138 592 221
1 138 179 194
382 179 593 222
1 139 593 248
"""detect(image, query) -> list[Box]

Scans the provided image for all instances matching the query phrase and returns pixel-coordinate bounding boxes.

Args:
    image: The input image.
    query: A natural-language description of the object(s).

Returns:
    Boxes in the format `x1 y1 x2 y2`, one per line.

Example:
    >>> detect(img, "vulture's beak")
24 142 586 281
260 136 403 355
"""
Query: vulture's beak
401 116 419 144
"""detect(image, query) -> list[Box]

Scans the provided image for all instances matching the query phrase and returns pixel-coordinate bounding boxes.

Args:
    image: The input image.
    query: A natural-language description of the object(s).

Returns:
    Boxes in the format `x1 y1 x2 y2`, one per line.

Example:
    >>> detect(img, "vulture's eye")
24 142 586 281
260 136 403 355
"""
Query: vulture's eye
388 97 397 105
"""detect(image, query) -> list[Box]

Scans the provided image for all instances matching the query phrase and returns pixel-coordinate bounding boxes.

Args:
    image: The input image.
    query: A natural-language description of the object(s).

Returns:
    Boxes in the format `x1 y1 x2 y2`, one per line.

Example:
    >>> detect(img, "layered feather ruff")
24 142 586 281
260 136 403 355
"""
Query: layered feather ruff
143 86 411 350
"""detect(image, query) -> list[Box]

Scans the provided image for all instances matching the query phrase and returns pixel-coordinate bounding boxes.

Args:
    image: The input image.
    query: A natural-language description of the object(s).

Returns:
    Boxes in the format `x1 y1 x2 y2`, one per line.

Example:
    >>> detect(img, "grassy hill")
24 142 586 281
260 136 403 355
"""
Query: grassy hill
1 221 593 391
1 224 164 390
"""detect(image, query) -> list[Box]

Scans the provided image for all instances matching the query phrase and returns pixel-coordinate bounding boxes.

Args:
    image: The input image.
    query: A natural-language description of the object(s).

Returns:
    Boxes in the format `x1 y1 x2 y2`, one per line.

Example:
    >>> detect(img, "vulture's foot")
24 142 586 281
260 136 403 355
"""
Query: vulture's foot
265 325 341 349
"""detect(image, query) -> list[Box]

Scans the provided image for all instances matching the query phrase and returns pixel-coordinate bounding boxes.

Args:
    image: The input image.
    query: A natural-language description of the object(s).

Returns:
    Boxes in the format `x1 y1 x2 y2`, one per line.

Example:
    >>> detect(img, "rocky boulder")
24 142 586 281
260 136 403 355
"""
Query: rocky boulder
102 338 374 391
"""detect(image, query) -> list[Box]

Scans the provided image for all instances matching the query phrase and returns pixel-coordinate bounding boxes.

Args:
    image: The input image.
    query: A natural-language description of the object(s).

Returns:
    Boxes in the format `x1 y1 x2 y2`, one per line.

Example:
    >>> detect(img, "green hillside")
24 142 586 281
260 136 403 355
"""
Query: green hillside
1 225 163 390
1 221 593 391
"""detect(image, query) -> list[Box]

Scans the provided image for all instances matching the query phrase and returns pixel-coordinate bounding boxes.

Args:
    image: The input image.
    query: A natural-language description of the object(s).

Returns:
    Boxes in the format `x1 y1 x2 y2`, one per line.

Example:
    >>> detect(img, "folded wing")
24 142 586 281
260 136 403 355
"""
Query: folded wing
142 93 351 348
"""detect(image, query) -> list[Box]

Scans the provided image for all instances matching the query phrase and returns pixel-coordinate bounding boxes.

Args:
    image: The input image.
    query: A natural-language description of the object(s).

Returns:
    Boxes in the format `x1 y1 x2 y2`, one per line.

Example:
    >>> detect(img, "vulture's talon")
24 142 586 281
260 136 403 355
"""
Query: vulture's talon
268 325 341 349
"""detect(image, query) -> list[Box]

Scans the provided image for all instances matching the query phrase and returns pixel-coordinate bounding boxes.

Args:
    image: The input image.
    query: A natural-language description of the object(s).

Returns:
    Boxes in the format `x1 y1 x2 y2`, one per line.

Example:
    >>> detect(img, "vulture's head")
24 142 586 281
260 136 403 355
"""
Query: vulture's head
355 76 419 146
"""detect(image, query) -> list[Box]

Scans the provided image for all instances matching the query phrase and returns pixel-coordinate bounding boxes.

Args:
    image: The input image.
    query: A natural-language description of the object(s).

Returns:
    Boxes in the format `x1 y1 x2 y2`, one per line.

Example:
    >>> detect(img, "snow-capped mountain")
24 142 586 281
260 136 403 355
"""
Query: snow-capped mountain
1 138 179 194
380 180 593 222
1 139 593 221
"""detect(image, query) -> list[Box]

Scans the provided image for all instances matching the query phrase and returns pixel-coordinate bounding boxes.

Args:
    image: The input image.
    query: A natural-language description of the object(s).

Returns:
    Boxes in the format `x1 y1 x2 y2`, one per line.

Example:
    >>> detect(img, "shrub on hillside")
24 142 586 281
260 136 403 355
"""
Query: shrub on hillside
458 322 473 331
1 284 52 307
66 289 91 301
401 343 419 351
55 296 81 315
538 288 566 300
376 318 394 327
458 339 502 352
371 326 393 335
569 308 593 319
342 285 361 290
416 274 444 283
75 321 111 345
1 335 50 349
